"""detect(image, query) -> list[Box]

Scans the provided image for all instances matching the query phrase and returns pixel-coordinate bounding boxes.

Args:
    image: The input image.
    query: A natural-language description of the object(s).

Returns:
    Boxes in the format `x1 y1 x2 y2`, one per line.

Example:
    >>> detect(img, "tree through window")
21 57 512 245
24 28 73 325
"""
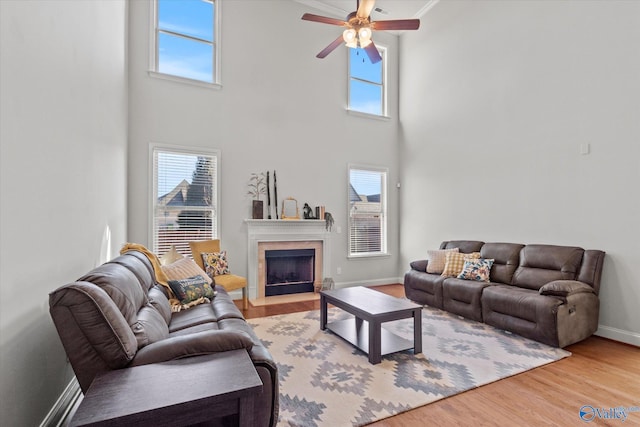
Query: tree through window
152 146 219 256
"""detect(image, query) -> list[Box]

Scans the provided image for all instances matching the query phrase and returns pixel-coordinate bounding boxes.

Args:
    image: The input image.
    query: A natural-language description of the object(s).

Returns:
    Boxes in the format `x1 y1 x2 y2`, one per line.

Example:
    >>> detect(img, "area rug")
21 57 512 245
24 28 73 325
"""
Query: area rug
249 305 571 427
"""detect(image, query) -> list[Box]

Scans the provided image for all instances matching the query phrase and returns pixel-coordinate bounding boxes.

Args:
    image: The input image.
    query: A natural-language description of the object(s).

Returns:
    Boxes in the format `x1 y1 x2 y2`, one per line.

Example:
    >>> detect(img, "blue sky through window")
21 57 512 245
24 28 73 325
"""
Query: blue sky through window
157 0 214 83
349 47 383 116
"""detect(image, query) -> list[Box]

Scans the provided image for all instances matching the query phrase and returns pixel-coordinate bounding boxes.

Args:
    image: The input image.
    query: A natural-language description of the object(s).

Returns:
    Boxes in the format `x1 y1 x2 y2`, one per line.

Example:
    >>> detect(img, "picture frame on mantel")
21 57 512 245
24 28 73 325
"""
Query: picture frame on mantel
281 198 300 220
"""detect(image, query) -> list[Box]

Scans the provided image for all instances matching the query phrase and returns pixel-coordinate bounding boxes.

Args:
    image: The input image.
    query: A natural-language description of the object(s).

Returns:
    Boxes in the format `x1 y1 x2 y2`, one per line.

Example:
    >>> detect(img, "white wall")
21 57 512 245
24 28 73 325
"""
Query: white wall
128 0 402 287
0 1 128 425
399 0 640 345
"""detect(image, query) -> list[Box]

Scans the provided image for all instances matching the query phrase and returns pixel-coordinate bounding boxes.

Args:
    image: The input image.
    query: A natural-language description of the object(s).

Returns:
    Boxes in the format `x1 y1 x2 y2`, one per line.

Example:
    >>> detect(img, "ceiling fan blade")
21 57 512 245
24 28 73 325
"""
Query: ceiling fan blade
317 35 345 59
364 40 382 64
356 0 376 19
302 13 348 27
371 19 421 31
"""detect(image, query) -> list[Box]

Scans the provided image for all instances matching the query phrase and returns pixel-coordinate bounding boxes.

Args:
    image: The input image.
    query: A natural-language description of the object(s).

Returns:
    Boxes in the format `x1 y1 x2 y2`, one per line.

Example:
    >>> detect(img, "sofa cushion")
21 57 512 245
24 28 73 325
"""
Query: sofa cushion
441 252 481 277
148 286 172 325
168 303 218 333
440 240 484 253
512 245 584 290
480 242 524 284
78 260 148 325
458 258 495 282
133 304 170 348
426 248 459 274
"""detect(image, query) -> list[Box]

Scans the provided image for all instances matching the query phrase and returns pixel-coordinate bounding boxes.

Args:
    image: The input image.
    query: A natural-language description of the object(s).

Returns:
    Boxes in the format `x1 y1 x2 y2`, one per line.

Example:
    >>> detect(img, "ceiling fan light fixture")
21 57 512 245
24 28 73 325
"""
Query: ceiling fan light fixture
343 28 357 44
358 27 372 42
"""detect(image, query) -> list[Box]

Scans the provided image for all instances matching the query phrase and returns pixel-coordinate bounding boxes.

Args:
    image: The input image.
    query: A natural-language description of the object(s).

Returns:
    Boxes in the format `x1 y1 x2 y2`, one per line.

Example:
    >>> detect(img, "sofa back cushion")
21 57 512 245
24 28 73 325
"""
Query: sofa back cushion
133 304 170 348
512 245 584 290
440 240 484 253
480 242 524 284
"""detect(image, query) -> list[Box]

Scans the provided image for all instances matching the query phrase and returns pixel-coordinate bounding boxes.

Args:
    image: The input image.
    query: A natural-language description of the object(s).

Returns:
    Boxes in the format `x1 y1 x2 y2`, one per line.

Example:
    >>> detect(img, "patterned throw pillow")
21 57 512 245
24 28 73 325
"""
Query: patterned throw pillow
161 257 213 285
426 248 459 274
167 275 216 305
458 258 495 282
441 252 481 277
201 251 230 278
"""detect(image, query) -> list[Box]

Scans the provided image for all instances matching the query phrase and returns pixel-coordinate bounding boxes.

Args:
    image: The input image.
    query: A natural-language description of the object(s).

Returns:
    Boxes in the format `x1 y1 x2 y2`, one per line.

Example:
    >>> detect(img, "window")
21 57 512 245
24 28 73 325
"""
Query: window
348 46 386 116
348 165 387 257
152 0 218 85
152 146 219 257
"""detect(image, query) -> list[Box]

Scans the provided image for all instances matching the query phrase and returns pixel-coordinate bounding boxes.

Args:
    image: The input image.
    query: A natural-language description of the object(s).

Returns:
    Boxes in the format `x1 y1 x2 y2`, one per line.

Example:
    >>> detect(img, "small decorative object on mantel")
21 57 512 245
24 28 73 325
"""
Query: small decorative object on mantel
303 203 315 219
247 172 266 219
324 211 334 231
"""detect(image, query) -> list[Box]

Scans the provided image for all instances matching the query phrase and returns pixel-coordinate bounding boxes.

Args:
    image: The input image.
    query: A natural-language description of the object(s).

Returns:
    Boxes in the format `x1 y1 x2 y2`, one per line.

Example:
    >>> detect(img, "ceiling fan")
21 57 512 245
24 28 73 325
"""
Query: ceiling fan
301 0 420 64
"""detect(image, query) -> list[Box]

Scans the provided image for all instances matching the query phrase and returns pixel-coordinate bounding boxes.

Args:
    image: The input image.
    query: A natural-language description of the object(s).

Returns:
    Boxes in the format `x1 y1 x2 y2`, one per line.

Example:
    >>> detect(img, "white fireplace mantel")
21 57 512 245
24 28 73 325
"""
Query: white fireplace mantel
245 220 331 300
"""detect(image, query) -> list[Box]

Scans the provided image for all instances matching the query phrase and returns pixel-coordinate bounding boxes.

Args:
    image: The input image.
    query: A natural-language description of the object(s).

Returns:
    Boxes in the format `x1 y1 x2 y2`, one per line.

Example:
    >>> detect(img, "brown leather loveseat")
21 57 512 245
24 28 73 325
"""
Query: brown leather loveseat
49 249 278 427
404 240 605 348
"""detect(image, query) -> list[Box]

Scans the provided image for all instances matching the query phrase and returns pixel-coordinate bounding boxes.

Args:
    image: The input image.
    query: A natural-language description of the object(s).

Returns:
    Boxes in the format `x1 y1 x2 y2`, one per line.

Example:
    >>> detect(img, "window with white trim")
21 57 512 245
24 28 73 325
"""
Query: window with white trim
152 146 219 257
152 0 218 85
348 165 387 257
348 46 386 116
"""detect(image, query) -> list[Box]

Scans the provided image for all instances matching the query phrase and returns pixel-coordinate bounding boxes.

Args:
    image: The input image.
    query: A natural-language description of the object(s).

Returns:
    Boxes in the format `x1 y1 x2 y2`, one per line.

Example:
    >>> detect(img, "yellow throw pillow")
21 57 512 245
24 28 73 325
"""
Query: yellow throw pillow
426 248 459 274
161 257 213 285
441 252 481 277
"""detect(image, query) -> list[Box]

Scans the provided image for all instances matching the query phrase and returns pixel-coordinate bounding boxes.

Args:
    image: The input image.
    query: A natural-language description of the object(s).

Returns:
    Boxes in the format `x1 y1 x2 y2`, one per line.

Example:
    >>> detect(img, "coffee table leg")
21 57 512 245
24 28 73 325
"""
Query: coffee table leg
369 320 382 364
320 294 327 330
414 308 422 355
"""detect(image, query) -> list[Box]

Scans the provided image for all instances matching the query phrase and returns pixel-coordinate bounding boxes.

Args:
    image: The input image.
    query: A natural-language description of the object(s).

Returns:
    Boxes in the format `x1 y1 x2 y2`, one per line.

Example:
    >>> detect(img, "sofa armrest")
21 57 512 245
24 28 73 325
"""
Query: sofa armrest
410 260 428 272
539 280 595 298
129 329 254 367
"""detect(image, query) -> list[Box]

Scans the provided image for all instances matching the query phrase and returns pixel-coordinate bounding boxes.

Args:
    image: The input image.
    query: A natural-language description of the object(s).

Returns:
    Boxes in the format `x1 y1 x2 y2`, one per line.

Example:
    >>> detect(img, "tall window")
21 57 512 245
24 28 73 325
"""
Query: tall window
152 146 219 257
348 46 386 116
153 0 218 85
348 165 387 257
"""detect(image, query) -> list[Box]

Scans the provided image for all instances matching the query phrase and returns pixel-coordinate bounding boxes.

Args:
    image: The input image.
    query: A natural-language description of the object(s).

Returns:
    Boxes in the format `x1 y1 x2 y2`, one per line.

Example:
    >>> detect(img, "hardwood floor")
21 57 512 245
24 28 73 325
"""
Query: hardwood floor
236 284 640 426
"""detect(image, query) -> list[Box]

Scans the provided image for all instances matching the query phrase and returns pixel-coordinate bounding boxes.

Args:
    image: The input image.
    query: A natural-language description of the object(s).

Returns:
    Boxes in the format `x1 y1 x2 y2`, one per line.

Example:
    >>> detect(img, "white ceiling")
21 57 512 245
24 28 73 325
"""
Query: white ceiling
296 0 437 21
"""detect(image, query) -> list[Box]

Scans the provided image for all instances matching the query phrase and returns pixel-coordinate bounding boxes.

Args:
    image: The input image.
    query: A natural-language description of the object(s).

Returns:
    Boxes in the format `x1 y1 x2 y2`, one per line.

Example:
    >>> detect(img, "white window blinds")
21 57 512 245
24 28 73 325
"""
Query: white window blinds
152 147 218 257
349 166 387 256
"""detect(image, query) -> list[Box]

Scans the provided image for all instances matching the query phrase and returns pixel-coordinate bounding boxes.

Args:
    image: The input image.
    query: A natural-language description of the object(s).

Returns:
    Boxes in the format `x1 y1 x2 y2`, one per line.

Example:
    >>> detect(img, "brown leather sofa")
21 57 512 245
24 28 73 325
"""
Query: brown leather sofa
404 240 605 348
49 250 278 427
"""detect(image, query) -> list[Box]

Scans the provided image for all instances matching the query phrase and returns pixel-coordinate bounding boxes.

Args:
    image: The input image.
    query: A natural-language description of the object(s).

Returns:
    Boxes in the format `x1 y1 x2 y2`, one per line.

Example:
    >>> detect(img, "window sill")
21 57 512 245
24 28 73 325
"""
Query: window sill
148 71 222 90
348 252 391 260
346 109 391 121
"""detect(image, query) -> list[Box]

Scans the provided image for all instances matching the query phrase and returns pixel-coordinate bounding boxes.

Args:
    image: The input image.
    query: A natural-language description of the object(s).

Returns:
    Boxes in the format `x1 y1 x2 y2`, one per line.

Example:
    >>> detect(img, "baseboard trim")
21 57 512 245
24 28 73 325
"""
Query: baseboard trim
334 277 403 289
40 377 81 427
595 325 640 347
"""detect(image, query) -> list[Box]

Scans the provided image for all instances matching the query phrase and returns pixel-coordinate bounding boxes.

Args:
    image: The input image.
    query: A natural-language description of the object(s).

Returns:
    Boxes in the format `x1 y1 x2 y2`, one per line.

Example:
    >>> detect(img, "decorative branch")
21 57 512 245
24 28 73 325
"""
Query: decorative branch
247 172 267 200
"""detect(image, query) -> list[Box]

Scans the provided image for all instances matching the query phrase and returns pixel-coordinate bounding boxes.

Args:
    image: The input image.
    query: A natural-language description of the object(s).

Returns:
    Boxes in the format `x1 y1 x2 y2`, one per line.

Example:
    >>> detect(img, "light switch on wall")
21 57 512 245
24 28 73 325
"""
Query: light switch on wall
580 143 590 155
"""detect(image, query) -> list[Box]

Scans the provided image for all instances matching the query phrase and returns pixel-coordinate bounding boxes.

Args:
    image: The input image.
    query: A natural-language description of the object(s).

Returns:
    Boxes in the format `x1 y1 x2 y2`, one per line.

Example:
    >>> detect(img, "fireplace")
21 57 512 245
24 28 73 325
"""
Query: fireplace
246 219 330 301
265 249 315 296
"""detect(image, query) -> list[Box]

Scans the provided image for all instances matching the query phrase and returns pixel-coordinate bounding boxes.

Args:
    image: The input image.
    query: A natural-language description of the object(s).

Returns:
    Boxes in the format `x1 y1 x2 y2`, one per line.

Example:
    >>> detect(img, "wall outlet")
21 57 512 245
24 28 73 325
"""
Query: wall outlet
337 267 342 275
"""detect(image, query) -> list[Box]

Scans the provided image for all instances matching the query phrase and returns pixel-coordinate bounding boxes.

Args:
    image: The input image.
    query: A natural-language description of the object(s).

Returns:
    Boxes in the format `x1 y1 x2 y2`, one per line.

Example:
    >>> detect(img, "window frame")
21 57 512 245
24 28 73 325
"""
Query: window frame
150 143 221 257
347 163 388 258
347 44 388 119
149 0 221 89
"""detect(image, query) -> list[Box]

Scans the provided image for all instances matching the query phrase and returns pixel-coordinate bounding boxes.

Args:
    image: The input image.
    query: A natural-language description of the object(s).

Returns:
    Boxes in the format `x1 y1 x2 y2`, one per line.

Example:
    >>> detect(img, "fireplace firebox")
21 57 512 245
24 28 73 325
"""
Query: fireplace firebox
265 248 315 296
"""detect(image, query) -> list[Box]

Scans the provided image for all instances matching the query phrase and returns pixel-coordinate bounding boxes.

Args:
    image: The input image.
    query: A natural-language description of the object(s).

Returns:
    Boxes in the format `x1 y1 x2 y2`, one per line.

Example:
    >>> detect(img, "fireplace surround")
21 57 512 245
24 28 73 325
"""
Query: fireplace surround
245 220 330 300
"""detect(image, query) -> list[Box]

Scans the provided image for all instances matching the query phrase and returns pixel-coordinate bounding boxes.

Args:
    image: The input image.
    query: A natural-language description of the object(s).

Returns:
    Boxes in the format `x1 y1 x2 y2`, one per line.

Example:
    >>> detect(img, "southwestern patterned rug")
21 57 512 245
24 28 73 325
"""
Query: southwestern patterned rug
249 305 571 427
